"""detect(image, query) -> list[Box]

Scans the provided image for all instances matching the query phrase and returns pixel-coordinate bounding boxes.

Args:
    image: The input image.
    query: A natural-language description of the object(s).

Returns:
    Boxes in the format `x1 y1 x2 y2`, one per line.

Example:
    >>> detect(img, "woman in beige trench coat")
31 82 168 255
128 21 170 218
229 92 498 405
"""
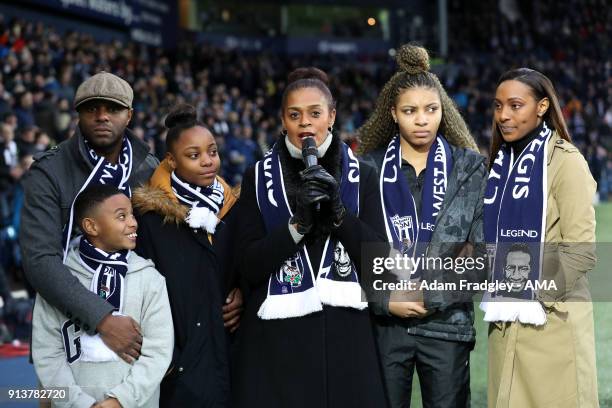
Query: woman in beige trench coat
484 68 599 408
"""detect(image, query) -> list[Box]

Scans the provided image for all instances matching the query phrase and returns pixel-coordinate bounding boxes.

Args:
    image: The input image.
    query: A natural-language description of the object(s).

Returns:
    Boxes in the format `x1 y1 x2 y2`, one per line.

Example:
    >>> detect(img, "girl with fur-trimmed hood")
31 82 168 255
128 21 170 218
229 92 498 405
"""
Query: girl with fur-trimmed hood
131 104 240 407
358 44 487 407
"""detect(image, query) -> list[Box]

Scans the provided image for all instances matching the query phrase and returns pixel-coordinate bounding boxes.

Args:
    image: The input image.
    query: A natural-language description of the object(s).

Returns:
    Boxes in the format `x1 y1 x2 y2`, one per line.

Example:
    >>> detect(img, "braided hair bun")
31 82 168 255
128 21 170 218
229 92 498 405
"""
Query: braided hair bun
287 67 330 87
396 44 430 74
165 103 197 129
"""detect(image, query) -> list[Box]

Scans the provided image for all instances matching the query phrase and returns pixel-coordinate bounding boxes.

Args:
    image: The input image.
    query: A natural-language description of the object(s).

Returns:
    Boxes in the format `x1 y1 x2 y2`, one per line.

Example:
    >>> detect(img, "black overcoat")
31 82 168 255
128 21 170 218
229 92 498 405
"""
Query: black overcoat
231 137 388 408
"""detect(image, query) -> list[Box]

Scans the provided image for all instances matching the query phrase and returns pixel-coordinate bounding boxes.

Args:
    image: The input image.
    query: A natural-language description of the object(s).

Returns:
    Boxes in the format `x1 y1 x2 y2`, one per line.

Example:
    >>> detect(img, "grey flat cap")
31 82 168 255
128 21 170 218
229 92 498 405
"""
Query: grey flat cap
74 71 133 109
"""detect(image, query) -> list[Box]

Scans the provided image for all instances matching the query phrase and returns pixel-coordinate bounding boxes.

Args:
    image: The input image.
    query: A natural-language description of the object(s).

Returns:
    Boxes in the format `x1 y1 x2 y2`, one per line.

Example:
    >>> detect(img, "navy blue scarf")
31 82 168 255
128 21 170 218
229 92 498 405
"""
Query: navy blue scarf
255 139 365 319
62 136 133 261
380 135 453 279
171 171 225 214
84 137 133 197
171 171 225 233
78 237 130 312
481 122 552 324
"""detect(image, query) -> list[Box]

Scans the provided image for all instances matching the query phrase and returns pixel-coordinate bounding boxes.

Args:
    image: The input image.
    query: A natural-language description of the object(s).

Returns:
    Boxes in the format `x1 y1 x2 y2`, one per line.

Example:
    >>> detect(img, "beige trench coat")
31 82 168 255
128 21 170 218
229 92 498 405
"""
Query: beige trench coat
488 131 599 408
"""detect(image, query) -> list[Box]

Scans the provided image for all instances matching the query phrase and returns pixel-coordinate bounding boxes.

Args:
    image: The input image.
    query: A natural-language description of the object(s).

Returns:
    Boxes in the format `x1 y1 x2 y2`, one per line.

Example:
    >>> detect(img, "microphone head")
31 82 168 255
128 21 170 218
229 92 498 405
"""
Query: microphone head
302 136 319 160
301 135 317 150
301 136 318 168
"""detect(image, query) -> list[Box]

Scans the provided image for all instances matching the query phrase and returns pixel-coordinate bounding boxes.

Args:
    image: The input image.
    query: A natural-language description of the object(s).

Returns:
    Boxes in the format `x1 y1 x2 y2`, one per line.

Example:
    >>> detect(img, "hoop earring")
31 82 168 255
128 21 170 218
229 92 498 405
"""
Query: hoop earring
328 125 334 133
280 128 288 137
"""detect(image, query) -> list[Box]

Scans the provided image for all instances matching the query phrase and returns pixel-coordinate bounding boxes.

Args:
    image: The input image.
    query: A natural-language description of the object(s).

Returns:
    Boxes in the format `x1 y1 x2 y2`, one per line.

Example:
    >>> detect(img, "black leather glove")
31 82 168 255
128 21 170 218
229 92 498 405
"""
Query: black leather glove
290 179 330 235
300 165 346 228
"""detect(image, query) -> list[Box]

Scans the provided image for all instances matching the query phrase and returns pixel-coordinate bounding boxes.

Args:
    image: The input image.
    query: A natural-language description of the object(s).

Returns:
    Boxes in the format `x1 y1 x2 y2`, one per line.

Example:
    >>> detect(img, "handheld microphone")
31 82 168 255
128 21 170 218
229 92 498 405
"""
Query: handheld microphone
301 136 324 209
301 136 318 168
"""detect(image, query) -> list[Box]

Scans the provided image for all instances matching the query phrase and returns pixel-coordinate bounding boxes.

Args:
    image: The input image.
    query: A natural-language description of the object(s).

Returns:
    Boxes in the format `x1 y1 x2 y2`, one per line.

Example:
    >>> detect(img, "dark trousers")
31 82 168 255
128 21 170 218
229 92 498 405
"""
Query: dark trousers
376 324 473 408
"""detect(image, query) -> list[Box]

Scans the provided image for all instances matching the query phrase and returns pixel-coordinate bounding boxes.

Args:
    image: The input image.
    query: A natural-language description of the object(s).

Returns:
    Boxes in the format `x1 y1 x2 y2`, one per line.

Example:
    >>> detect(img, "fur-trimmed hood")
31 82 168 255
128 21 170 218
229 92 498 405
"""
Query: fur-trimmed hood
132 158 238 225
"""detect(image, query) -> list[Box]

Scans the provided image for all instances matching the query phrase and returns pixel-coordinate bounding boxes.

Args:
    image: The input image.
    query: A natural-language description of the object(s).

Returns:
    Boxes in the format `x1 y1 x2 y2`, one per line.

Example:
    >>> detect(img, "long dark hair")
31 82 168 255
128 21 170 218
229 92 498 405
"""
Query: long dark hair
489 68 571 168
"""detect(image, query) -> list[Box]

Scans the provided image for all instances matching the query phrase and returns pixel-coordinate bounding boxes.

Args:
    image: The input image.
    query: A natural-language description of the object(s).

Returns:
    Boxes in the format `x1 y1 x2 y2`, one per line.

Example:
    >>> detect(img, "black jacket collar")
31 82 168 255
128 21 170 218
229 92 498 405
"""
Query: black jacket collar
363 142 486 224
508 123 542 157
365 142 484 185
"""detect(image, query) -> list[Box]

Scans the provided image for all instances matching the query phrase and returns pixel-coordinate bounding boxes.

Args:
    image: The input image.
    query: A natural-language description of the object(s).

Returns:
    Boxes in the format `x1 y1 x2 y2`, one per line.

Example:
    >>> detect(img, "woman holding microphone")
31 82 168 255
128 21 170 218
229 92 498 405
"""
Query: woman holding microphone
231 67 386 408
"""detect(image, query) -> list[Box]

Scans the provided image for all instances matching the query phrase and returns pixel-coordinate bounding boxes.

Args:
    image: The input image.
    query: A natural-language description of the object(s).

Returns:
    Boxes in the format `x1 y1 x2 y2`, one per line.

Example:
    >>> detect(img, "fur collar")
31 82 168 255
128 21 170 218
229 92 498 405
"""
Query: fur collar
132 158 238 225
279 135 343 241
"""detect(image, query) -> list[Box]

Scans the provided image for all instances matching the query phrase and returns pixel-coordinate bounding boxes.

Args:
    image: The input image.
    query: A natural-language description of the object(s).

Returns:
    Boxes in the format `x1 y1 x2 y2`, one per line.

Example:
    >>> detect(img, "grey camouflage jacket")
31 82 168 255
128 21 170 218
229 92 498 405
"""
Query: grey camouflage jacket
361 144 488 343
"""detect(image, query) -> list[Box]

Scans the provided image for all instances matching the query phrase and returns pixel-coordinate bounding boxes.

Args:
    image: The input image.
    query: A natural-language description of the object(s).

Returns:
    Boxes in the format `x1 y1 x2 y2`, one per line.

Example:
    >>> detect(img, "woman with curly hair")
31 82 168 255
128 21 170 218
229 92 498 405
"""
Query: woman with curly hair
358 44 487 408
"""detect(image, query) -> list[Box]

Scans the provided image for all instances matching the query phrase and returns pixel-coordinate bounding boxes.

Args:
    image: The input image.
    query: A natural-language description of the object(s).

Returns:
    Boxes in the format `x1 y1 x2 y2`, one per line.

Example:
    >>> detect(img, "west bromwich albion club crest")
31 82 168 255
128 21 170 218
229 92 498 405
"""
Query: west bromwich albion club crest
97 266 118 302
278 254 303 293
391 215 414 254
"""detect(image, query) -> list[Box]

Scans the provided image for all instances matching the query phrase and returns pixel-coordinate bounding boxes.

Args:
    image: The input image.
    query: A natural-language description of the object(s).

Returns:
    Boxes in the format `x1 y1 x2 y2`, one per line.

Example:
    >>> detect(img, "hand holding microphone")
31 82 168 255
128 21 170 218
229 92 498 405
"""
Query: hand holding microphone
299 136 346 229
290 137 329 235
300 136 330 207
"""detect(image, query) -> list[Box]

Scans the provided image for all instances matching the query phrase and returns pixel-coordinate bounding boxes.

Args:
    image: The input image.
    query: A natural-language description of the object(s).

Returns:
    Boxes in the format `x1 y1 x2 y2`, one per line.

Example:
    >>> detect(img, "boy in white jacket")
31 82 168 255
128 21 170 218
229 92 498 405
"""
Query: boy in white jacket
32 184 173 407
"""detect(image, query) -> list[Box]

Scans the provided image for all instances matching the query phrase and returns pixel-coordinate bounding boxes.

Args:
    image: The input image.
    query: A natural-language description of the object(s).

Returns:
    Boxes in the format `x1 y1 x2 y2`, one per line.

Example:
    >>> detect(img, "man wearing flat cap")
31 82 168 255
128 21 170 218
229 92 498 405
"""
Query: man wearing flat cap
20 72 158 364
